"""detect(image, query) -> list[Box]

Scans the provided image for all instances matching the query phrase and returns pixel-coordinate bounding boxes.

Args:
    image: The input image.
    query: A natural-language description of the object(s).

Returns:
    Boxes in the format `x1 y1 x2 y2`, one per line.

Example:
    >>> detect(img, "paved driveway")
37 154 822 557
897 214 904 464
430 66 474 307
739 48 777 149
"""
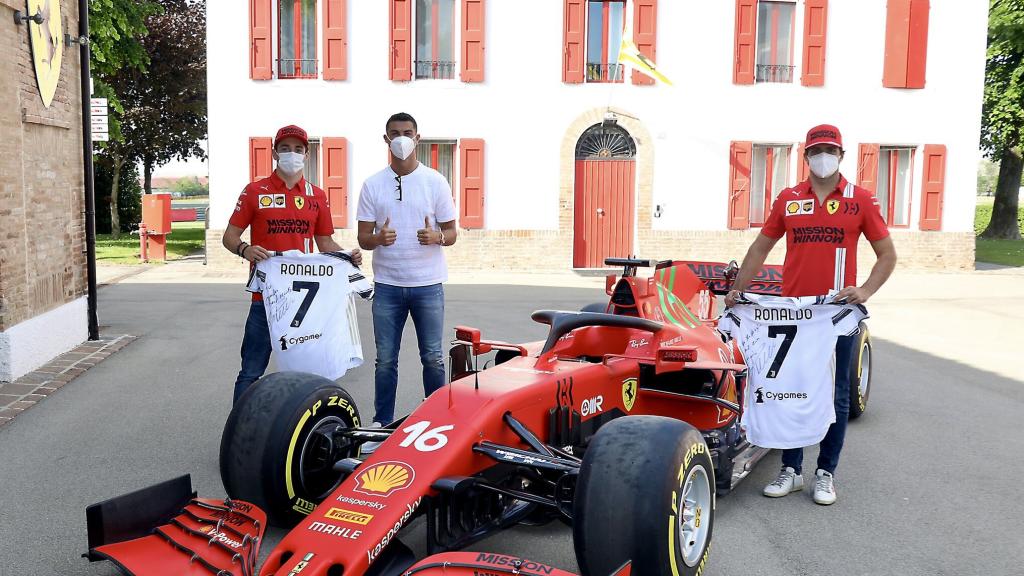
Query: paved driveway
0 281 1021 575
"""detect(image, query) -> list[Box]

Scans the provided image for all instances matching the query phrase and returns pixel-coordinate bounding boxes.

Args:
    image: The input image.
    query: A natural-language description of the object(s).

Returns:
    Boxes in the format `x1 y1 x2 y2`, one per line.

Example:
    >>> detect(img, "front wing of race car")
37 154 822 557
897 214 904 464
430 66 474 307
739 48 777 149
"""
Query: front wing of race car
84 476 631 576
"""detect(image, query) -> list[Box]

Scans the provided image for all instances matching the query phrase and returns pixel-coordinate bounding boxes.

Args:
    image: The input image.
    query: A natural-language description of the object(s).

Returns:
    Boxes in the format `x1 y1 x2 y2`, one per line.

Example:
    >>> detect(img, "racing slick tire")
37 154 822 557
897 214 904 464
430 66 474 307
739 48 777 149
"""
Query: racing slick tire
220 371 361 527
848 322 872 420
573 416 714 576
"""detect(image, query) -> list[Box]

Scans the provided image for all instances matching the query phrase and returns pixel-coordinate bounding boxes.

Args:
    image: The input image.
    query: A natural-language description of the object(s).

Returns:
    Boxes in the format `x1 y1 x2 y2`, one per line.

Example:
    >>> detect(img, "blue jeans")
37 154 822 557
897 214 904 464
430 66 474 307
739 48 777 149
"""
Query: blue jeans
233 300 272 405
781 333 856 475
372 282 446 424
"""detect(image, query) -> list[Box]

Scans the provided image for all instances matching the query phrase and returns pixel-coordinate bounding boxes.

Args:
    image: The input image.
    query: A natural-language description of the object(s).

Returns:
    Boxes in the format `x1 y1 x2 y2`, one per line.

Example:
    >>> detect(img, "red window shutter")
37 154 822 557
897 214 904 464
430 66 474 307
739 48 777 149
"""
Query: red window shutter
631 0 657 86
459 138 485 228
390 0 412 81
857 143 880 194
323 0 348 80
563 0 585 83
249 137 273 182
322 137 349 228
249 0 272 80
884 0 929 88
796 144 809 183
801 0 828 86
919 144 945 230
461 0 485 82
906 0 929 88
733 0 757 85
728 141 752 229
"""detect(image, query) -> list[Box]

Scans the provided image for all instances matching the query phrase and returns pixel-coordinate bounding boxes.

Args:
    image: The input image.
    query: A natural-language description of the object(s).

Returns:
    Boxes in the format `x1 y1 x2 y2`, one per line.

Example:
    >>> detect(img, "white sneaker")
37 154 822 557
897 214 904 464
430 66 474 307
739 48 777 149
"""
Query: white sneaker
813 469 837 505
360 422 384 455
763 467 804 498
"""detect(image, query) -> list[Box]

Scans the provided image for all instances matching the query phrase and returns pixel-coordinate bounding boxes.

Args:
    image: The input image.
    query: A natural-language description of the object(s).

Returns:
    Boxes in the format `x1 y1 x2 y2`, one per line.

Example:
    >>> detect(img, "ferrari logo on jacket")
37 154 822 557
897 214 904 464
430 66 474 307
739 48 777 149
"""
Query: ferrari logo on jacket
294 196 305 210
826 199 840 215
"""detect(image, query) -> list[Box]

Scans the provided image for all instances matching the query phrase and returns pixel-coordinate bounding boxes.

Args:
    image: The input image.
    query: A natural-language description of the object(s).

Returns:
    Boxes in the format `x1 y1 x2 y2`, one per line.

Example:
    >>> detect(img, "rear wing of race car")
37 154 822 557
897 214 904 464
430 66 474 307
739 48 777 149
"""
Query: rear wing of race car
675 260 784 296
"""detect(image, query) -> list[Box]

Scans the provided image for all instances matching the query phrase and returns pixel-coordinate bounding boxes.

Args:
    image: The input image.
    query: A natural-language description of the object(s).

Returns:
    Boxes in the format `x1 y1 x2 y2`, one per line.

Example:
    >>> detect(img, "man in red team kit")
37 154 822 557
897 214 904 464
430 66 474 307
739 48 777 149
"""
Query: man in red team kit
222 124 361 404
726 124 897 505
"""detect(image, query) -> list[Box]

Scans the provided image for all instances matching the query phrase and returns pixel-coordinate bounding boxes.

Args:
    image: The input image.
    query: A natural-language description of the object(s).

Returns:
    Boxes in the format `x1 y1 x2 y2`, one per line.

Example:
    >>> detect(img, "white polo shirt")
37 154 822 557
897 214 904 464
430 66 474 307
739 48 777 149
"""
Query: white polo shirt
356 164 457 287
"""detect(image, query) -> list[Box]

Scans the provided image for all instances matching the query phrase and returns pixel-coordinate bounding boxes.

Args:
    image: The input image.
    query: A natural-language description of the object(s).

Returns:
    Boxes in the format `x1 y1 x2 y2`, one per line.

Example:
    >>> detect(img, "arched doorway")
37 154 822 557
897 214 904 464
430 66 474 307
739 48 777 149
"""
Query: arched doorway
573 122 637 268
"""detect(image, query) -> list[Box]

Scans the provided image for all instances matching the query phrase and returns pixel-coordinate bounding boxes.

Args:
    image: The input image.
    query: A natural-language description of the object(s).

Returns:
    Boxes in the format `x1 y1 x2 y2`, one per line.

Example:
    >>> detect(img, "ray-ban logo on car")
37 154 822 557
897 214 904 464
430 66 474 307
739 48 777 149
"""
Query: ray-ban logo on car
325 508 373 525
354 461 415 497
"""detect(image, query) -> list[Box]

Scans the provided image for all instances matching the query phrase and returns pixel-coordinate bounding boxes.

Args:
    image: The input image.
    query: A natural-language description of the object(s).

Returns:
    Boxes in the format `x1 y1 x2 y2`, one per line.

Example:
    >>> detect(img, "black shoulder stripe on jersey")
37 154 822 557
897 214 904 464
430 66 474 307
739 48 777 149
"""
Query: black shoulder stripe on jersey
246 264 258 287
322 251 358 265
348 273 366 283
357 289 374 300
726 312 741 326
831 308 852 325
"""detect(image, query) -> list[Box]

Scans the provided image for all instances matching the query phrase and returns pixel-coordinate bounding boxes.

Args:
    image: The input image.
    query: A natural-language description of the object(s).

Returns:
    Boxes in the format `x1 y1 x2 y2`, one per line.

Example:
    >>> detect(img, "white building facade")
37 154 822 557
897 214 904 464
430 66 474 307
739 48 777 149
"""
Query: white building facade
206 0 986 273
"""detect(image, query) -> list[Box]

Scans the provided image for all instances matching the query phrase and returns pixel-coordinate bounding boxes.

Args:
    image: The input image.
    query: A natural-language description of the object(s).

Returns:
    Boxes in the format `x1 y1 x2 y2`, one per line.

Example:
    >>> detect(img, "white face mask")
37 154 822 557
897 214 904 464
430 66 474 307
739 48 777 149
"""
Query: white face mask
389 136 416 161
808 152 840 179
276 151 305 175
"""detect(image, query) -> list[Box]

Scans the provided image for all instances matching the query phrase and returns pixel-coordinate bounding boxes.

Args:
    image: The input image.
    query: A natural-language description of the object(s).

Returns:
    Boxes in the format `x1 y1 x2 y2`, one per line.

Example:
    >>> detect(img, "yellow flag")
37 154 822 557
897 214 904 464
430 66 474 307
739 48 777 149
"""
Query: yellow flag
618 0 672 86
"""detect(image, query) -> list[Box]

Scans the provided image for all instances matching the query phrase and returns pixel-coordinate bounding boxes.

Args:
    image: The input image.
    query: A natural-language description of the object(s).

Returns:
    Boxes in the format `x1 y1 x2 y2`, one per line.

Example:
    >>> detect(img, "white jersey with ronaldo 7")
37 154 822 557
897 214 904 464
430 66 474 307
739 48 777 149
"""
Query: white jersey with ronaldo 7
717 293 867 449
247 250 373 380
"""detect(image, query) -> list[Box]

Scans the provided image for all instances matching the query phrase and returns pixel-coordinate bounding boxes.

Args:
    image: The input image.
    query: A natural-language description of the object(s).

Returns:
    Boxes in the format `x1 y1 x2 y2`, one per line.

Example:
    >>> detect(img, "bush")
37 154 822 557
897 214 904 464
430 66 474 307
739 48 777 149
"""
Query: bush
172 176 209 198
94 156 142 234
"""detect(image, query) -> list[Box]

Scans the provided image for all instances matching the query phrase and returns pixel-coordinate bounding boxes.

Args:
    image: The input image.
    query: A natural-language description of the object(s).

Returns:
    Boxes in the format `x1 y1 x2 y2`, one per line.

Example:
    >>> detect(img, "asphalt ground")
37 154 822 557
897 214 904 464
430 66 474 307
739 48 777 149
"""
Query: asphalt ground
0 281 1022 575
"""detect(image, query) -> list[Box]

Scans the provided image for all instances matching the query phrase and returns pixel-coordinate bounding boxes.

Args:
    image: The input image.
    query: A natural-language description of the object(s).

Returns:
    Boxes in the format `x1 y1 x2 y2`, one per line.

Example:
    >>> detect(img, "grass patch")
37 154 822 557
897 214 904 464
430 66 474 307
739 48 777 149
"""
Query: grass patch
975 196 1024 267
96 221 205 265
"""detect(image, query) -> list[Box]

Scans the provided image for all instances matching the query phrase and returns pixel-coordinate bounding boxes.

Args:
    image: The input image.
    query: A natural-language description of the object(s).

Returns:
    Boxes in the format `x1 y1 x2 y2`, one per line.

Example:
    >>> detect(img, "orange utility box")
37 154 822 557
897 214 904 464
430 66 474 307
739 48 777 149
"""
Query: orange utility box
141 194 172 261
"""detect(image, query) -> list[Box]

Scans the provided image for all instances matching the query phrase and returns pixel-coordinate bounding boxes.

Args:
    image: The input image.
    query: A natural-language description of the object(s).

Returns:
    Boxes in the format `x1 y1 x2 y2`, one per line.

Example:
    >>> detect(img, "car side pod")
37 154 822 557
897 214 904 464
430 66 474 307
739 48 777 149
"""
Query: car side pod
403 551 631 576
84 474 266 576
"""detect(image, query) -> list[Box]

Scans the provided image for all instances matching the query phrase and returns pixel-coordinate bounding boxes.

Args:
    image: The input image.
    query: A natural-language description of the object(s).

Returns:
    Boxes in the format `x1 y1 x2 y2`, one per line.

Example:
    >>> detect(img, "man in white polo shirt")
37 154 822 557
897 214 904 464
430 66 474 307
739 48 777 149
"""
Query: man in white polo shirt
356 112 458 431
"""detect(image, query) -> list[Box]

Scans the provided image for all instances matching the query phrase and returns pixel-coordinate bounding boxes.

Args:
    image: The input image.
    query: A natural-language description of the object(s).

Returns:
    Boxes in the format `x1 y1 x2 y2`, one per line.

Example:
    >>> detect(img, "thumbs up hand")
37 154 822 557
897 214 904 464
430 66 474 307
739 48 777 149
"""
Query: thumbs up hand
417 216 438 245
377 217 397 247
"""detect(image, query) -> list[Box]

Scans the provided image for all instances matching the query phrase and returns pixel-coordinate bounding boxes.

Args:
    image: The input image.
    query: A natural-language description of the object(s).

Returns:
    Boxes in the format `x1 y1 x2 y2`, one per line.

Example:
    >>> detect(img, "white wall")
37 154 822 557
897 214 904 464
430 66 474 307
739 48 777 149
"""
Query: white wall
207 0 987 235
0 297 87 381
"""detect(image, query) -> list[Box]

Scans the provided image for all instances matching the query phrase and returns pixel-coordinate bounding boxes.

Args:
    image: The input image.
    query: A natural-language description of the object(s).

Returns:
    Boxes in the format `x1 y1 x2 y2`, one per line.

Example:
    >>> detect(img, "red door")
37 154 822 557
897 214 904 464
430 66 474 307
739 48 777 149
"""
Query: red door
573 158 635 268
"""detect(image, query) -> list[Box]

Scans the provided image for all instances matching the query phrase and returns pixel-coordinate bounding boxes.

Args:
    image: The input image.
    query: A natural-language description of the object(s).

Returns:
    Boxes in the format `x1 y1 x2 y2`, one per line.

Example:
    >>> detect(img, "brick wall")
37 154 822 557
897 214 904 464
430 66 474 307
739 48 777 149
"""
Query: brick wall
0 2 86 332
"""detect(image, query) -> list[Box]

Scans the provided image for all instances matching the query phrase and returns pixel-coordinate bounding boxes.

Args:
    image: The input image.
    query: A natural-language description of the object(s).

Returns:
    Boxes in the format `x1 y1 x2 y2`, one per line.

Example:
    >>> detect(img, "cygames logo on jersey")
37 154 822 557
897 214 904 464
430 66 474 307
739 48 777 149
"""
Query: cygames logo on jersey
755 387 808 403
280 333 322 350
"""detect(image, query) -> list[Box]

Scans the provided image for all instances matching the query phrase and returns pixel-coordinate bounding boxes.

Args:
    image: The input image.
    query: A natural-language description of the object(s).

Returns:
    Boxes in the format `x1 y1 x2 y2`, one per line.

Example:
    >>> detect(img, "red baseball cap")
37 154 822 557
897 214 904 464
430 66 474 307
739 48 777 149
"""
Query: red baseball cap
274 125 309 148
805 124 843 150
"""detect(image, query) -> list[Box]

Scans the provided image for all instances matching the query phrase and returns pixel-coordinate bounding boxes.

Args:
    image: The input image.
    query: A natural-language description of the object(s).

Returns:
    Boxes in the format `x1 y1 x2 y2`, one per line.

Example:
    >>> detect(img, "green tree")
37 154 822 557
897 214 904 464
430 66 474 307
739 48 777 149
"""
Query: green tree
172 176 209 198
90 0 161 239
94 157 142 235
980 0 1024 240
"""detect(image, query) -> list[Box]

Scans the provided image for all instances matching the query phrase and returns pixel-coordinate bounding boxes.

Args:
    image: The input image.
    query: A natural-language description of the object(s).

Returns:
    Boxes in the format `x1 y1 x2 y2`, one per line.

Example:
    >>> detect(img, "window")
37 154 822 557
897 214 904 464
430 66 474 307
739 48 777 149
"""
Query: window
876 147 914 227
417 140 456 186
585 0 625 83
755 1 795 83
749 144 792 226
415 0 456 79
304 139 321 186
279 0 318 78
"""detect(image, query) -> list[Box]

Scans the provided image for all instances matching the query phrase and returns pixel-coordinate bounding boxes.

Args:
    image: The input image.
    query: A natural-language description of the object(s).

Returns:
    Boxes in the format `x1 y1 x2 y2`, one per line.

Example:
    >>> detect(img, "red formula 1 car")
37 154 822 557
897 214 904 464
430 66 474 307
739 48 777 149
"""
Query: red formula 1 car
85 258 872 576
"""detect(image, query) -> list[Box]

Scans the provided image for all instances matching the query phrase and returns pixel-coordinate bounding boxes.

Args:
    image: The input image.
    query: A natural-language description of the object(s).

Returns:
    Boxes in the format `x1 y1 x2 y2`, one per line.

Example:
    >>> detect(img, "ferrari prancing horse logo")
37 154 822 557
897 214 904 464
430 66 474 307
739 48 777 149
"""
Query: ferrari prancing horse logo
622 378 638 412
826 199 840 215
27 0 63 108
294 196 305 210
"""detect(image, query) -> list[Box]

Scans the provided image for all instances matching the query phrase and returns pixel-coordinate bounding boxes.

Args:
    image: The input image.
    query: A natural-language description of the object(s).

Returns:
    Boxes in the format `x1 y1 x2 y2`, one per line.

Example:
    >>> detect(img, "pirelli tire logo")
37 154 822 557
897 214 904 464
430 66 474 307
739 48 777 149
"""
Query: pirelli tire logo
325 508 374 525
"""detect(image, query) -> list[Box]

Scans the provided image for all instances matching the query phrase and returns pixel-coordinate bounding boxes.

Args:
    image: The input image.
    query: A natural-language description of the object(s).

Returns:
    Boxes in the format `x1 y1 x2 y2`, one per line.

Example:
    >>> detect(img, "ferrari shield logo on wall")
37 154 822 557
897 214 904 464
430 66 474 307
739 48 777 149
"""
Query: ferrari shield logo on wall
826 199 840 215
294 196 305 210
27 0 63 108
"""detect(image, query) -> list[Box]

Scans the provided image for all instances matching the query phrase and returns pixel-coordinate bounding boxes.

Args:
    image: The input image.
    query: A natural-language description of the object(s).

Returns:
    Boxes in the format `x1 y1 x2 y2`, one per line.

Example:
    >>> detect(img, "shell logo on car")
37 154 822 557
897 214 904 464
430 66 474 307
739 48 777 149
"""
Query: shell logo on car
354 461 415 497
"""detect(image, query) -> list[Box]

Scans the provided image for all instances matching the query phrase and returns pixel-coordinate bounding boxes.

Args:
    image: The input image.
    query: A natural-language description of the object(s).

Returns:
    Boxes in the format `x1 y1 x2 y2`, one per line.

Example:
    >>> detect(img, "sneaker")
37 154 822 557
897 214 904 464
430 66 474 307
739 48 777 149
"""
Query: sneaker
360 422 384 455
763 466 804 498
813 469 837 505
